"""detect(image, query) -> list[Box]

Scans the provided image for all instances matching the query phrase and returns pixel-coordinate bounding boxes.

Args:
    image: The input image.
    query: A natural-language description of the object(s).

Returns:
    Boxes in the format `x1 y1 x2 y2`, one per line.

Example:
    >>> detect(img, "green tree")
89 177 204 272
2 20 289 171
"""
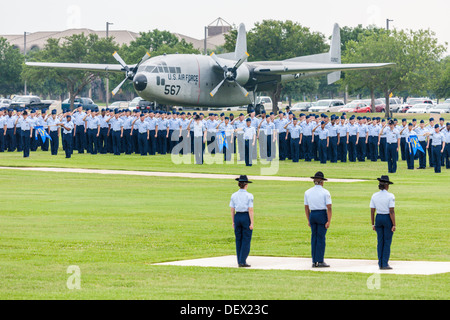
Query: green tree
22 33 119 109
0 38 24 96
224 20 328 112
430 56 450 100
343 29 446 117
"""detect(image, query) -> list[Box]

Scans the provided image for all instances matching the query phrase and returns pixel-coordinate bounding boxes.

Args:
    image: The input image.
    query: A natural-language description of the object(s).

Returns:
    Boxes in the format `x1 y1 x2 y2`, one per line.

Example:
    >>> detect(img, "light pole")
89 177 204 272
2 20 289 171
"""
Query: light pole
24 32 30 95
106 22 114 107
386 19 394 30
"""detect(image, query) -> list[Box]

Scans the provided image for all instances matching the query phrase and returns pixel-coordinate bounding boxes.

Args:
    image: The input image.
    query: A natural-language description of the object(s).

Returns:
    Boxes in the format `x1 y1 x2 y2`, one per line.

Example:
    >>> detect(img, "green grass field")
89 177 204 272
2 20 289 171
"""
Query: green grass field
0 148 449 300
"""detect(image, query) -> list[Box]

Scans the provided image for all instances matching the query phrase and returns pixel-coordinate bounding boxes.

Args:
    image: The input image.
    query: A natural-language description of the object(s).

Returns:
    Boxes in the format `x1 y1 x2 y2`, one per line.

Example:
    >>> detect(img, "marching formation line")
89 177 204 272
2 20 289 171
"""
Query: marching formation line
0 166 367 183
154 255 450 275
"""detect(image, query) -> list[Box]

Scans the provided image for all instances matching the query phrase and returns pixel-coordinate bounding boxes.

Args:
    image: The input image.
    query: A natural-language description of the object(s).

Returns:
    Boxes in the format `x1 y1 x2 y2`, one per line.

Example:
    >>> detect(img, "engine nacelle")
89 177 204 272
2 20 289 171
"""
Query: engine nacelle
234 65 250 86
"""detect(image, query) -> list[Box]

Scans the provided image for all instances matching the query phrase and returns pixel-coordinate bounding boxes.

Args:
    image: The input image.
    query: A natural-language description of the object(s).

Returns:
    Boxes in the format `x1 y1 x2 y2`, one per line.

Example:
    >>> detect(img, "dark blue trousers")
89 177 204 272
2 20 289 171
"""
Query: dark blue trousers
328 136 338 163
338 136 347 162
234 212 252 265
138 133 148 156
387 143 398 173
6 128 15 151
290 138 300 162
318 139 327 164
244 139 253 166
149 130 156 155
62 133 73 158
375 214 393 268
312 135 319 161
278 132 287 160
50 131 59 155
0 128 4 152
444 143 450 169
368 136 378 162
112 131 121 155
400 137 407 161
98 128 108 154
21 130 30 158
348 135 357 162
309 210 328 264
418 141 427 169
75 125 85 153
405 143 414 170
303 135 312 161
431 145 442 173
357 137 366 161
379 137 387 161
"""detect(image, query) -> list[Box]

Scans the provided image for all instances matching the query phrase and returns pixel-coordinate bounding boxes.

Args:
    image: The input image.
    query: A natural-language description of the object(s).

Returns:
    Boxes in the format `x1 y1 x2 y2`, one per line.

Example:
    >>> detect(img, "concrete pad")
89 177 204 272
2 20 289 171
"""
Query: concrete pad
154 255 450 275
0 167 366 183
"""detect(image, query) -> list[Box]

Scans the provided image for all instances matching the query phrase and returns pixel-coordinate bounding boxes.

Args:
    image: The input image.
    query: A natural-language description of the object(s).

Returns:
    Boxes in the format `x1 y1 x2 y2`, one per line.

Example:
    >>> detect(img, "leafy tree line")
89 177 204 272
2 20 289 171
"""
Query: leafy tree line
0 21 448 111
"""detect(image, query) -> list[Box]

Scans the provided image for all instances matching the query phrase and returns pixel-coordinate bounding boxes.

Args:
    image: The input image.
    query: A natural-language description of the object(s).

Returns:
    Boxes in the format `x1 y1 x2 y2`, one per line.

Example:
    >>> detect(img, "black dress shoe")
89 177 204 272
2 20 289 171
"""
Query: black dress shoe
316 262 330 268
238 264 251 268
380 265 393 270
312 263 318 268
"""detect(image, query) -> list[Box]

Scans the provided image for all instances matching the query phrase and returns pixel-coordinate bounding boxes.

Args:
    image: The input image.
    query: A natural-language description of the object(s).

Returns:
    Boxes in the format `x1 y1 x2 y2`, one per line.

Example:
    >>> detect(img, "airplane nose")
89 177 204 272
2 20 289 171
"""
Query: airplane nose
133 74 148 91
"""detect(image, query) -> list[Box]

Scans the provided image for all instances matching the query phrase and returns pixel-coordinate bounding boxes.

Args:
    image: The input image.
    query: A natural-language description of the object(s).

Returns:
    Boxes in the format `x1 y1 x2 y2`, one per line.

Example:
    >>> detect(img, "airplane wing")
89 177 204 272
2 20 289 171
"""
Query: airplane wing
251 61 394 75
25 62 132 73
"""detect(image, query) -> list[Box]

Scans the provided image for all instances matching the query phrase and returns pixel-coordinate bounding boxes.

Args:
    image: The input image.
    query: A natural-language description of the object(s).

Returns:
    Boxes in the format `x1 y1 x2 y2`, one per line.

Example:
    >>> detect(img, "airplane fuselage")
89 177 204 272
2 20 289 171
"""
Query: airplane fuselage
133 54 318 108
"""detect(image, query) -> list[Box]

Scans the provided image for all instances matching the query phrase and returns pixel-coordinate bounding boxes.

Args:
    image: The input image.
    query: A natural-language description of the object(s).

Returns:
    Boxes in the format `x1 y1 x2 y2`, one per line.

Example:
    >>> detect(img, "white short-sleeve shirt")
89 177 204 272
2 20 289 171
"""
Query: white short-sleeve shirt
370 190 395 214
304 185 332 210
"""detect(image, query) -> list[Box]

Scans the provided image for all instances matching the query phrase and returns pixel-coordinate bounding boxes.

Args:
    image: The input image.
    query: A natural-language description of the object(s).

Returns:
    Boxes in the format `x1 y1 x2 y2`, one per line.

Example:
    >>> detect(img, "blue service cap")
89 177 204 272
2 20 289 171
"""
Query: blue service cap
447 122 450 126
261 110 266 114
278 111 283 114
420 120 424 123
340 116 345 120
434 124 439 128
429 117 434 121
381 118 386 122
408 123 413 126
239 113 245 116
315 115 319 118
293 117 297 121
51 109 57 114
342 112 346 115
412 118 417 122
220 112 225 116
306 115 310 119
230 113 234 117
225 116 230 120
440 117 445 121
321 121 325 125
246 118 251 122
114 109 119 114
270 112 274 115
300 113 305 116
402 118 407 122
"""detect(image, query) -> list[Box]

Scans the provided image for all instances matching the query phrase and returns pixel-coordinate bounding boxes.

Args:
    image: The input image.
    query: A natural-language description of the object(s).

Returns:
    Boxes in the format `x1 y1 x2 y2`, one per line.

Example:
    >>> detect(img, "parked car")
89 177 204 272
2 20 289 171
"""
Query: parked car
309 99 345 113
109 101 129 110
0 98 11 108
444 99 450 104
429 103 450 114
61 97 98 110
406 103 436 114
361 99 386 112
385 98 402 112
129 97 143 110
399 98 433 114
339 102 371 113
291 102 312 111
9 95 52 110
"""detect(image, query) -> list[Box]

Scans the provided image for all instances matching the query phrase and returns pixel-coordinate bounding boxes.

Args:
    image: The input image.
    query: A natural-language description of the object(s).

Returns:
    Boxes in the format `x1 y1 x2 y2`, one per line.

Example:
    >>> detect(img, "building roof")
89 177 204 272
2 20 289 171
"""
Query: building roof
2 28 227 53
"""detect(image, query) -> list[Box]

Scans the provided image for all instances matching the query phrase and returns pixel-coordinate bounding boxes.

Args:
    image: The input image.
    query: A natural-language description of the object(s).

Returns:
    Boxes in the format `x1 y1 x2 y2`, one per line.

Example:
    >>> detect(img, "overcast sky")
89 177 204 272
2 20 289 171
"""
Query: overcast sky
2 0 449 54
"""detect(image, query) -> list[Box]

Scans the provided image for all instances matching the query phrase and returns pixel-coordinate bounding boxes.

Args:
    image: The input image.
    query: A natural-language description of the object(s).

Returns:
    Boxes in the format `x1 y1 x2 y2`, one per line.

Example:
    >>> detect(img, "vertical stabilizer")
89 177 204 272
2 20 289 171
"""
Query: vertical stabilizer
235 23 248 60
327 23 342 84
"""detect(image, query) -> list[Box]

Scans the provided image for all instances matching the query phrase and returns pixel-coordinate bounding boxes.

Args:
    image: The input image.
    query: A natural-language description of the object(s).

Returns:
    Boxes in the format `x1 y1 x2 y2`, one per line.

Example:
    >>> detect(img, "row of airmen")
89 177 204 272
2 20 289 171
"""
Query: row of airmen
0 107 449 171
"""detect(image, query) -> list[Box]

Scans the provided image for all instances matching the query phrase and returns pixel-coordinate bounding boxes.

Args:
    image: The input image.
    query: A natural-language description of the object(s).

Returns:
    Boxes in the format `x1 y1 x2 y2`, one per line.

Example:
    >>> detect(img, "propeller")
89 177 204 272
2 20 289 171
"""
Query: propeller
209 52 250 98
111 51 151 96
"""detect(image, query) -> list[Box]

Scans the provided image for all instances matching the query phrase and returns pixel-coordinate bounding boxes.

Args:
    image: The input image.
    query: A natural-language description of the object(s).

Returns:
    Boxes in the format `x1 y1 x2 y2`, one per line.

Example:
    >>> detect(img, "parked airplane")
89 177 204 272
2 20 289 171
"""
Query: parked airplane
26 23 393 112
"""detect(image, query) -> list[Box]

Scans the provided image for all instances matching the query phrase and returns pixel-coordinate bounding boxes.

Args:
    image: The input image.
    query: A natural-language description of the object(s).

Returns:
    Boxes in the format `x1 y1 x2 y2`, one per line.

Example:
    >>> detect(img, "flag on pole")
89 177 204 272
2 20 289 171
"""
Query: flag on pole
216 131 228 151
34 126 52 144
407 135 424 155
